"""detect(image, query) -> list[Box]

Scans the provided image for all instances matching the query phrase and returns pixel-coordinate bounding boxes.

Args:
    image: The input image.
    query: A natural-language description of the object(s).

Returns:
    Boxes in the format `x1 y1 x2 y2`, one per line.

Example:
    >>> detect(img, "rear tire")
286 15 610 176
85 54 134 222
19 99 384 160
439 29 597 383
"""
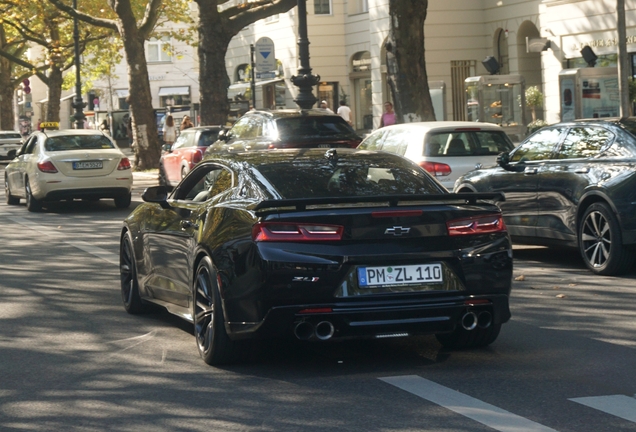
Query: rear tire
5 176 19 205
120 233 148 314
578 202 634 275
25 179 42 212
436 323 501 349
193 257 247 365
114 193 132 209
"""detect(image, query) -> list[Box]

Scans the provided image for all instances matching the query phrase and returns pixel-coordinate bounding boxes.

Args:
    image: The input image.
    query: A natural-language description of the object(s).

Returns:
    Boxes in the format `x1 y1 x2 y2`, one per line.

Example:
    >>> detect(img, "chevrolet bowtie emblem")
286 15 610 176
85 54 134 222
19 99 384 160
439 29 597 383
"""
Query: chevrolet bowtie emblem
385 226 411 236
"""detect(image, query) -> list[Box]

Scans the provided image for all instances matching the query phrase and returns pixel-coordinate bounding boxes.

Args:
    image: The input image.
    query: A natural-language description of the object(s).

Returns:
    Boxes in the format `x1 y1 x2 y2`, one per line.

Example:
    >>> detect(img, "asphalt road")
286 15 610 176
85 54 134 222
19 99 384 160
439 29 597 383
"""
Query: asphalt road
2 163 636 432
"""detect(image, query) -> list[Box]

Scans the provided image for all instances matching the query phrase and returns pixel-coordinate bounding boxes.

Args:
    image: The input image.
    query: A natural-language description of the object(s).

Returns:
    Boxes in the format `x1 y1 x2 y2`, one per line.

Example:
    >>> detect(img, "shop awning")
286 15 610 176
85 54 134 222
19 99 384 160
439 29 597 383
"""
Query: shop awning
115 89 129 98
158 86 190 96
227 79 284 97
38 93 76 104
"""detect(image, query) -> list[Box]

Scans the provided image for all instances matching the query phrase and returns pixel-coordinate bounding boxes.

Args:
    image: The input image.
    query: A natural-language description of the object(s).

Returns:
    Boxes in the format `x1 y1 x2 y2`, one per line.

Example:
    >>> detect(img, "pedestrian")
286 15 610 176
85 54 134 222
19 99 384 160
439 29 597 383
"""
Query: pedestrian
162 114 177 146
126 116 134 146
99 118 110 135
380 101 396 127
320 100 334 113
180 115 194 130
337 100 352 126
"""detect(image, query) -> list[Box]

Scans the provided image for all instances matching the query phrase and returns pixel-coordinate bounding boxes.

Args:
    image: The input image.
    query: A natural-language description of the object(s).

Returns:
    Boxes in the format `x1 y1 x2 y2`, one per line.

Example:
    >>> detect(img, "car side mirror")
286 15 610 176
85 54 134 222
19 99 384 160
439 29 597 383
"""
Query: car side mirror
162 143 172 152
218 129 232 142
142 185 171 209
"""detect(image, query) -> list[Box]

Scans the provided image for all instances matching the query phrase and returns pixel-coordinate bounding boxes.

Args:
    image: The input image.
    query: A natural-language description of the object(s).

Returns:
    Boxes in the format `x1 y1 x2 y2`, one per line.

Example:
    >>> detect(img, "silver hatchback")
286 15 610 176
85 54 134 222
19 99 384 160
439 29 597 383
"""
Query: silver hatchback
357 122 516 190
0 131 23 160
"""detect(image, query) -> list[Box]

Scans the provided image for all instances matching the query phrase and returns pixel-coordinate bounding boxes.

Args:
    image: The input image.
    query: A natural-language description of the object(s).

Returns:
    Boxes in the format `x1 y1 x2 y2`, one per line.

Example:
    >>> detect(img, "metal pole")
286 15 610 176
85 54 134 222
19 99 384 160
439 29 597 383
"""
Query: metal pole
72 0 86 129
617 0 631 119
250 44 256 109
291 0 319 109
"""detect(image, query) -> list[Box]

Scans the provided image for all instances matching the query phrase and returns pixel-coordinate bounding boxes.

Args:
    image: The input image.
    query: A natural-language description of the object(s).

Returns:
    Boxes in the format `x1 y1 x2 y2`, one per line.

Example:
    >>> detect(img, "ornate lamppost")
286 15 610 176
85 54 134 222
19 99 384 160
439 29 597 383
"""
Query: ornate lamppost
291 0 320 109
71 0 86 129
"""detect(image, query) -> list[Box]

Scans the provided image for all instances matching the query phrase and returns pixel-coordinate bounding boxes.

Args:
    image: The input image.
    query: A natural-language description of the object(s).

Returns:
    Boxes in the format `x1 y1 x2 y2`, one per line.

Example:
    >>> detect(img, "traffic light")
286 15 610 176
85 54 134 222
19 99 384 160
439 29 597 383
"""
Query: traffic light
22 79 31 94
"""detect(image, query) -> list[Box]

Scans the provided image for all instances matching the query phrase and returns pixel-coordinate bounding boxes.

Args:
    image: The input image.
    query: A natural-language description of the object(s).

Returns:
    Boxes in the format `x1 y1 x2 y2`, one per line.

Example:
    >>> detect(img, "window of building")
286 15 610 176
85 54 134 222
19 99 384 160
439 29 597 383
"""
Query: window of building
450 60 476 121
159 87 191 107
146 37 172 63
264 14 279 23
314 0 331 15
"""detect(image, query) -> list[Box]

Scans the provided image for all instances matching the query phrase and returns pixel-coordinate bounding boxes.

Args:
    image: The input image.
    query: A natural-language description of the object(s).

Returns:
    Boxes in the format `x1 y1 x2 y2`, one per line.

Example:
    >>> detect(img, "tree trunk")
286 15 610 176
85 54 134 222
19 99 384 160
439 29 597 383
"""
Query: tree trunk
46 67 63 123
386 0 435 123
197 5 233 126
0 60 14 131
120 25 161 170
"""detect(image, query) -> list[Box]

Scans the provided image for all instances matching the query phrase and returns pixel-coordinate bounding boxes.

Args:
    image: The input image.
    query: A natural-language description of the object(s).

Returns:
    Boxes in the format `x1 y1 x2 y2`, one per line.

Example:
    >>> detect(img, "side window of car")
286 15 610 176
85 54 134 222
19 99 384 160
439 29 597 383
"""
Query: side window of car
175 165 234 201
25 136 39 155
557 127 614 159
510 128 563 162
230 117 253 139
358 130 386 151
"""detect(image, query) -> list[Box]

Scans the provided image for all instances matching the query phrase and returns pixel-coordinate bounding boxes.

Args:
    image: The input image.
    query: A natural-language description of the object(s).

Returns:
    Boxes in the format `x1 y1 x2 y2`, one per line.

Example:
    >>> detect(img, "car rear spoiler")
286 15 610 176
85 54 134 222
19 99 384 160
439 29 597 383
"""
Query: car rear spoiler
251 192 504 212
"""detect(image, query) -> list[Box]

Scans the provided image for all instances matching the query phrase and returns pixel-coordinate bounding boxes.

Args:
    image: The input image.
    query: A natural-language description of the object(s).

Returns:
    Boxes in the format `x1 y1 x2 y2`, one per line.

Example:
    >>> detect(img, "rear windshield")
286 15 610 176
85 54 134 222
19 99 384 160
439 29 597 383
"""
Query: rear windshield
425 130 514 157
197 130 220 147
275 116 358 140
45 135 115 151
0 133 21 139
255 158 441 199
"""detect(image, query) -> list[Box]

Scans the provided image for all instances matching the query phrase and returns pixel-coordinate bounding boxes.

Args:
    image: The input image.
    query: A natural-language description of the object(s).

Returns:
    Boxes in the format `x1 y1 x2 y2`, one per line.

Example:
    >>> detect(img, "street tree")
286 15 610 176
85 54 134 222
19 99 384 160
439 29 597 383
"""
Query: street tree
194 0 297 125
385 0 435 123
0 1 113 125
49 0 191 170
0 20 28 130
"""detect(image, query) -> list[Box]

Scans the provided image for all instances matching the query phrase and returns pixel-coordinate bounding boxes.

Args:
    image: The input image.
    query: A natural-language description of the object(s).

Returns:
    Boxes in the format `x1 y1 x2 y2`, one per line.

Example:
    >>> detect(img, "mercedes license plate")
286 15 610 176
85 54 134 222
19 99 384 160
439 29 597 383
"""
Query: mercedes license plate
358 264 443 287
73 161 103 170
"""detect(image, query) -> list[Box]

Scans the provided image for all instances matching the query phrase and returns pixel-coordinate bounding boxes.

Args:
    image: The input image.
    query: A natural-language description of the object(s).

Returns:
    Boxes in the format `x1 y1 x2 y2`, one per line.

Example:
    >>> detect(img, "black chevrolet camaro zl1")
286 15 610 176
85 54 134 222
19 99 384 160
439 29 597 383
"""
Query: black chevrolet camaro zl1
120 148 513 365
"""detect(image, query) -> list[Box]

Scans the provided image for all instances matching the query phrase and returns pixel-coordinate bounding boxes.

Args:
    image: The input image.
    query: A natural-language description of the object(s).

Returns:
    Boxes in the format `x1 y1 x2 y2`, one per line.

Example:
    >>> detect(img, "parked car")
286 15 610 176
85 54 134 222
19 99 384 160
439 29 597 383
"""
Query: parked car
207 109 362 154
4 127 132 211
453 118 636 275
159 125 224 188
357 122 516 190
120 148 513 365
0 131 23 160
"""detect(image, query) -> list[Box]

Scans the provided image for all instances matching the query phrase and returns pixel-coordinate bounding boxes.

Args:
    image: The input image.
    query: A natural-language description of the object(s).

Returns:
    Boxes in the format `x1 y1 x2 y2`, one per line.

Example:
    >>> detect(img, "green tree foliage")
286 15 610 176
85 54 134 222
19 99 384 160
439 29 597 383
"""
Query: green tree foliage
0 0 115 124
0 19 28 130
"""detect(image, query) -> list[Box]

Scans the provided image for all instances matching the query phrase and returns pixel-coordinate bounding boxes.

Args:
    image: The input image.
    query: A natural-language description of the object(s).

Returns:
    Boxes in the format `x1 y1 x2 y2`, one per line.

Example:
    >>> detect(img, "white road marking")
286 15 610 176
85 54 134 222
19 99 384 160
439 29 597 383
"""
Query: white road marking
7 216 119 265
380 375 559 432
570 395 636 423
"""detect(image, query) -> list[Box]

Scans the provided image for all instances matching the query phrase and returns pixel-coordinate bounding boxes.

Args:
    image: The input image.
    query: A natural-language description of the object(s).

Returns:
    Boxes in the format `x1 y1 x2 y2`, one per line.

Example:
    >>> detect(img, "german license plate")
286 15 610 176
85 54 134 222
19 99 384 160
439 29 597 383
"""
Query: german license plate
358 264 443 287
73 161 103 170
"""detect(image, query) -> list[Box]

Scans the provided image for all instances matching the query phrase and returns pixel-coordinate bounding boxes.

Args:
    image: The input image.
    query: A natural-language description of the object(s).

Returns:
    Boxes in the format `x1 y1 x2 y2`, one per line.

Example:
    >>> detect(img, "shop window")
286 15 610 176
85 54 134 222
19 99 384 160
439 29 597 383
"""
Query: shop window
146 37 172 63
314 0 331 15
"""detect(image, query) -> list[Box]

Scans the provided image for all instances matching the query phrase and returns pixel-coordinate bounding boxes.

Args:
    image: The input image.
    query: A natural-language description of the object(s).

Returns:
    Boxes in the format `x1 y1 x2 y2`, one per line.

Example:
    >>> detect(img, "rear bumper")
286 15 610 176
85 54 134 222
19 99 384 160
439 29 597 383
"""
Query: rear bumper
42 187 131 201
228 294 510 341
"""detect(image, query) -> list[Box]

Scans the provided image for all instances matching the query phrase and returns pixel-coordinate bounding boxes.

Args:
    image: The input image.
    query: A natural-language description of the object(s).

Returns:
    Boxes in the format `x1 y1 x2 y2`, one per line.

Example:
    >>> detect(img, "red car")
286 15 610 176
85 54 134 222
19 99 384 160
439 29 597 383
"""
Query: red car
159 126 224 188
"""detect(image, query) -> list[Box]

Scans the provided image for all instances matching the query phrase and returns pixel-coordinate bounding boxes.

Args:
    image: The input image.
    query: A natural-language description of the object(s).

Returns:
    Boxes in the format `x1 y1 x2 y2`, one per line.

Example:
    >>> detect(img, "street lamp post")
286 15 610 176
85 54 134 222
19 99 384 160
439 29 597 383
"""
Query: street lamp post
291 0 320 109
72 0 86 129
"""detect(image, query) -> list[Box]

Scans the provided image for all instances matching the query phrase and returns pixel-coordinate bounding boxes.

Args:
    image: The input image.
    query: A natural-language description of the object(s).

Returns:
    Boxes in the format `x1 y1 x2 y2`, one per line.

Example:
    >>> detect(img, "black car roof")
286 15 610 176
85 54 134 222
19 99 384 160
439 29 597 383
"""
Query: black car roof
201 148 413 169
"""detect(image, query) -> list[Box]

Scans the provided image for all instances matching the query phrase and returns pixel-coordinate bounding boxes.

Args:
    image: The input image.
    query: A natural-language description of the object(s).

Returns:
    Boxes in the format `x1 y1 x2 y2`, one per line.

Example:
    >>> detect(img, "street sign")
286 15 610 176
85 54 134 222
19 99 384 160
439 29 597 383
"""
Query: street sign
255 37 276 72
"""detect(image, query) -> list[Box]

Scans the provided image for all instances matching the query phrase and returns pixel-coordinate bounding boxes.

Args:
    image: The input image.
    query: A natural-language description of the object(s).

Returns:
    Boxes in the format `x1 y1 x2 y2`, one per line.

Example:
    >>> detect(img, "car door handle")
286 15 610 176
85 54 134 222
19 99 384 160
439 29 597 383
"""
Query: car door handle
573 167 589 174
180 220 199 230
524 167 538 175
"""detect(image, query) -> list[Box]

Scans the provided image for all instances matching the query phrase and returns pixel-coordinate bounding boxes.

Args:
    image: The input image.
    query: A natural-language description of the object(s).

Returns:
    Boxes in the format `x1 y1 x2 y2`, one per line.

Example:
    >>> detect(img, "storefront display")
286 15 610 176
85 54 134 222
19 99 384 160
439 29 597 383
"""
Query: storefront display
559 67 620 121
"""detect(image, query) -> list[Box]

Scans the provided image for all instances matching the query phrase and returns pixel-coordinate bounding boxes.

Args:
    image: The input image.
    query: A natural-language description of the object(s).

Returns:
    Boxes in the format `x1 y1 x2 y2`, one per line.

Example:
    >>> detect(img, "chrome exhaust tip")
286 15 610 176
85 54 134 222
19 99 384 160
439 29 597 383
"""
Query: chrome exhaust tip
294 321 314 340
461 311 478 331
477 311 492 329
315 321 335 341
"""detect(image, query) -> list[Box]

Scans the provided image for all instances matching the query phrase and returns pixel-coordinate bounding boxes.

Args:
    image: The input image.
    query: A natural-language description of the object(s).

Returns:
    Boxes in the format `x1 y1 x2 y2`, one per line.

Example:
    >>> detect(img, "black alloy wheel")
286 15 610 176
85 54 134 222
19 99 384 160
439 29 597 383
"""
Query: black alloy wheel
5 176 19 205
120 233 148 314
25 178 42 212
579 202 634 275
193 257 243 365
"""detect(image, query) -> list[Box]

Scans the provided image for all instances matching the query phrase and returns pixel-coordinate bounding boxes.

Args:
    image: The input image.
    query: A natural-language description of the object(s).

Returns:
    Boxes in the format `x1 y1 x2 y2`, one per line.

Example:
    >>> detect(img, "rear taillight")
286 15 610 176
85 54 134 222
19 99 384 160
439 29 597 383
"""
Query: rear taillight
192 151 203 165
420 161 451 177
37 161 58 173
252 222 344 242
447 214 506 236
117 157 131 170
